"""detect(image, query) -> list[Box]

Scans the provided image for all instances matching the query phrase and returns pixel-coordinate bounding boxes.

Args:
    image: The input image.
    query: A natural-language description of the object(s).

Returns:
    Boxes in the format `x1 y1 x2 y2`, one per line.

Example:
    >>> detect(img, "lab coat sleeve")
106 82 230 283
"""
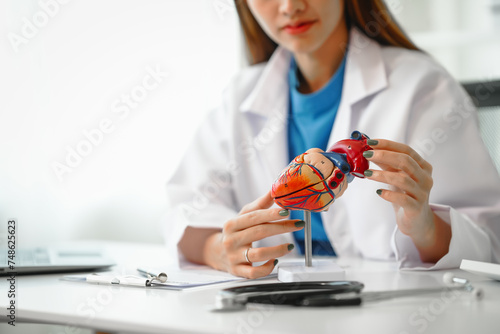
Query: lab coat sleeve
162 104 239 265
391 71 500 270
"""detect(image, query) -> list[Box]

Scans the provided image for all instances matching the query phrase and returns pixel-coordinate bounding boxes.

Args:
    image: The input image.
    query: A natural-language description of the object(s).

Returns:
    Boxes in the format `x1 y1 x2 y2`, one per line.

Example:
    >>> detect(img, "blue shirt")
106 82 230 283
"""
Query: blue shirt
287 54 347 256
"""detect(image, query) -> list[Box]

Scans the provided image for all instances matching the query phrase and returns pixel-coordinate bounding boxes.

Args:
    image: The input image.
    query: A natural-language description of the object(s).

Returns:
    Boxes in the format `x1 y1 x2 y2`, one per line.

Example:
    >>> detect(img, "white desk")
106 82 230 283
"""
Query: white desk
1 241 499 334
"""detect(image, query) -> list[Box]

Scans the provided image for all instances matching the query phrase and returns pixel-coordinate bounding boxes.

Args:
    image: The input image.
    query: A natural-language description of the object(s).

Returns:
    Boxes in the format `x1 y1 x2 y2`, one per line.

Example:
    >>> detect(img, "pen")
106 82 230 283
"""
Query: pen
86 273 149 287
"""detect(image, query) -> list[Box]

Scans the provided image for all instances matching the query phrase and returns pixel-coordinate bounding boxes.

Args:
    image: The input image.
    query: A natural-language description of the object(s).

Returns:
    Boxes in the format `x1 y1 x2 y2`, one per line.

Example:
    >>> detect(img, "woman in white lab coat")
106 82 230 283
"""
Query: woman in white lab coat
164 0 500 278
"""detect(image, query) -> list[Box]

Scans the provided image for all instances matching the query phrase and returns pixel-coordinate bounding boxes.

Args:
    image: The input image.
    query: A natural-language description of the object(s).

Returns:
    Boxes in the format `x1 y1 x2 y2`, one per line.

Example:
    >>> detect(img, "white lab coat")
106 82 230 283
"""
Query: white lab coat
164 28 500 269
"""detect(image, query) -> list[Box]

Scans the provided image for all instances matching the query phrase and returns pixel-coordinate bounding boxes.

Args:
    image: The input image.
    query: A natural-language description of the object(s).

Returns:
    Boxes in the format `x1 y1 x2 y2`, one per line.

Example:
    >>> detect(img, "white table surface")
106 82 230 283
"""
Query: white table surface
1 241 499 334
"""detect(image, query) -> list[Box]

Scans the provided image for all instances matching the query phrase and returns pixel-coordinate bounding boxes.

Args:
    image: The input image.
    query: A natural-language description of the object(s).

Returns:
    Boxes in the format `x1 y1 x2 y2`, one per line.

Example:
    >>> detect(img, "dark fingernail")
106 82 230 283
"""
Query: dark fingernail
364 170 373 177
295 220 305 227
363 150 374 158
287 243 295 251
279 209 289 216
367 139 378 146
274 259 279 266
376 189 383 196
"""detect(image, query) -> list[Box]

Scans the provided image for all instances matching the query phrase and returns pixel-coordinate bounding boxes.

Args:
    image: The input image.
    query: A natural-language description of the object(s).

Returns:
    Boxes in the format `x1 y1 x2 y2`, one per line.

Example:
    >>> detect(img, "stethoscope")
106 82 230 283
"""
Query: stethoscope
213 273 483 311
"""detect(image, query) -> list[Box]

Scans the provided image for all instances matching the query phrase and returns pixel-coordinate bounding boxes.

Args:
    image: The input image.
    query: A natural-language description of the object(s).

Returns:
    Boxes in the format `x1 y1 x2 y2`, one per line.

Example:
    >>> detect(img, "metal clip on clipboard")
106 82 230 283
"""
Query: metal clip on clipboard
136 268 168 286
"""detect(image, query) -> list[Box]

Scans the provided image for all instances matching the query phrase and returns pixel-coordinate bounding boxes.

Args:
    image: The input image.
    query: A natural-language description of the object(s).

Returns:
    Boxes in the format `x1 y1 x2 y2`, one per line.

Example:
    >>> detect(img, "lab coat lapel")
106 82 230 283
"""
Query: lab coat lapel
239 47 292 183
323 28 388 256
326 28 388 149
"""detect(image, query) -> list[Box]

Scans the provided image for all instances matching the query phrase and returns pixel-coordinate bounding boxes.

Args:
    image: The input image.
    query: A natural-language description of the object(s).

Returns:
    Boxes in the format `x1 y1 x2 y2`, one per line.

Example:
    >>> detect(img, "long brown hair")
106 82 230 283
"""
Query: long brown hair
234 0 419 65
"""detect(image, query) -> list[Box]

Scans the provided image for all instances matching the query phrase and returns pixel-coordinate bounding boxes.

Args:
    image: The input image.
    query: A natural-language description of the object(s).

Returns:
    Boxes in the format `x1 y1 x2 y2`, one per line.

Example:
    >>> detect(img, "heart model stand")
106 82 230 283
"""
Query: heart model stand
277 210 345 282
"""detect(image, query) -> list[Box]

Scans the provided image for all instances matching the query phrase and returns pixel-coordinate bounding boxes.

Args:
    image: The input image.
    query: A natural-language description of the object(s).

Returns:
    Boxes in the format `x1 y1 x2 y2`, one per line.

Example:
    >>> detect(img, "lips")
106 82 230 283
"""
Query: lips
282 20 316 35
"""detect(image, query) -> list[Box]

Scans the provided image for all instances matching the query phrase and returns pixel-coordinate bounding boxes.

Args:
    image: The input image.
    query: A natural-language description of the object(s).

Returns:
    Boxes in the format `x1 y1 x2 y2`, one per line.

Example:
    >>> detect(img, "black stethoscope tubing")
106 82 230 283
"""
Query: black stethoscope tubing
214 277 480 311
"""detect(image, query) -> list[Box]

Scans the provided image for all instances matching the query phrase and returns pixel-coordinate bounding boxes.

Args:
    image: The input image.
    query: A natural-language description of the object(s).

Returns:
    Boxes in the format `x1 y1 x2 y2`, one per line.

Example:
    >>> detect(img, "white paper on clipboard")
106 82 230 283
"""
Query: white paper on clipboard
62 264 277 290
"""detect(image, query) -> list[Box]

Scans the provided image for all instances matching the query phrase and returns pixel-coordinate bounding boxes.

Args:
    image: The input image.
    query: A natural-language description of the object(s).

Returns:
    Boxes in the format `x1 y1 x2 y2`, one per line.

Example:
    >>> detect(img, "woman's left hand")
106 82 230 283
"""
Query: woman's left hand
362 139 451 262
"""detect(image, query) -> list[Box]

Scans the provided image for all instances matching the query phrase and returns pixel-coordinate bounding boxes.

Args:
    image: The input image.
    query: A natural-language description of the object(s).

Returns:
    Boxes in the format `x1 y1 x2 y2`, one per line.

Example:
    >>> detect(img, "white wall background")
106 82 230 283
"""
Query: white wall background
0 0 240 246
390 0 500 82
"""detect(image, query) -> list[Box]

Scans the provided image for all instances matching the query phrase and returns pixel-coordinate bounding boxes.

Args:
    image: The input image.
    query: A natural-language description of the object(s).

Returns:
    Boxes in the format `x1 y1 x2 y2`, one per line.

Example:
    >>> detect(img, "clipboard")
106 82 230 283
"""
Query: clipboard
61 266 257 290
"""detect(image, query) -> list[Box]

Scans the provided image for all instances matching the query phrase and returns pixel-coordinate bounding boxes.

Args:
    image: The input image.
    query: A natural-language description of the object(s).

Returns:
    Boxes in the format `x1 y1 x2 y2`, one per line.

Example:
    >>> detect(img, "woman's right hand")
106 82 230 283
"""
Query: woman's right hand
204 190 304 279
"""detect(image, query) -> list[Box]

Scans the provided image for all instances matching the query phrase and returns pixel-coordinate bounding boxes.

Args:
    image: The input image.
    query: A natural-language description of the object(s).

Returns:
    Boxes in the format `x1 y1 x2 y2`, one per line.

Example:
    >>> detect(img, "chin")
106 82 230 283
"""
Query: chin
281 40 322 55
276 34 324 55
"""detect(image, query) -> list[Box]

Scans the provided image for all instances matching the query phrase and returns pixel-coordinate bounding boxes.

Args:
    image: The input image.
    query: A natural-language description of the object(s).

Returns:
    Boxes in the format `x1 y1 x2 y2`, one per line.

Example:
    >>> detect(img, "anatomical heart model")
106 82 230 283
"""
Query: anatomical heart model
271 131 373 278
272 131 372 212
